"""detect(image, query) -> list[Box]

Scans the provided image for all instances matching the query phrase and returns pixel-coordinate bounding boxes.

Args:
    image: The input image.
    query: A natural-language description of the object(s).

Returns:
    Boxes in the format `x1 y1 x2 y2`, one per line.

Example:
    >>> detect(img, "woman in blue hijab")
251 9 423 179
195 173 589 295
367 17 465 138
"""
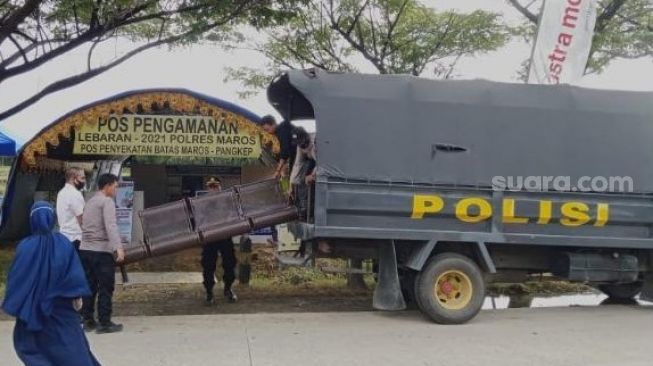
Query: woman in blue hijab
2 201 101 366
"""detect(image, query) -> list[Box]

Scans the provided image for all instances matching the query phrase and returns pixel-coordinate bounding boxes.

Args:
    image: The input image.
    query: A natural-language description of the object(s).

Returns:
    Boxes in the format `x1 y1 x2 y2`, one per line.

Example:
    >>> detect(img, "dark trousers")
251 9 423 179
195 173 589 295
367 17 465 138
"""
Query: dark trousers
79 250 115 325
293 183 315 221
201 239 236 294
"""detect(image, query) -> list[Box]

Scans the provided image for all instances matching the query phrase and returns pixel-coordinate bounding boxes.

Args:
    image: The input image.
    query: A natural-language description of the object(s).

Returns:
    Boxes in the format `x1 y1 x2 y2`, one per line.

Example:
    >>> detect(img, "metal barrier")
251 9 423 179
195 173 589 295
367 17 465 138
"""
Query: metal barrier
123 179 298 264
132 199 200 262
189 188 252 243
239 179 298 230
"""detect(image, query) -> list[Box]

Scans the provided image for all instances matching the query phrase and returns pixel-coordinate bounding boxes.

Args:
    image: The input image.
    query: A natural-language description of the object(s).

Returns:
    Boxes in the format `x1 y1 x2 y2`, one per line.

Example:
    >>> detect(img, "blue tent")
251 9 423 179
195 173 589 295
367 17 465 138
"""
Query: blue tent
0 131 16 156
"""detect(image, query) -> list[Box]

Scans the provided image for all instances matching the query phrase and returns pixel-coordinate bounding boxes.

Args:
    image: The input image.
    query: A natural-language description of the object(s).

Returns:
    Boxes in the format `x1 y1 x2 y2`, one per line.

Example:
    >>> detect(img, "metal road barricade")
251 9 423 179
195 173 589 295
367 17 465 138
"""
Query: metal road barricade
123 179 298 264
239 179 299 230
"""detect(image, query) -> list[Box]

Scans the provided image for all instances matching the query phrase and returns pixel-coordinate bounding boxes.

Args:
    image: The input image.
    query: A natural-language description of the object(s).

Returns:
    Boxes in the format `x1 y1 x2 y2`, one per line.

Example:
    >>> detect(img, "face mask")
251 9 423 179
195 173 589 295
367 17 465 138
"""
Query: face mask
75 181 85 190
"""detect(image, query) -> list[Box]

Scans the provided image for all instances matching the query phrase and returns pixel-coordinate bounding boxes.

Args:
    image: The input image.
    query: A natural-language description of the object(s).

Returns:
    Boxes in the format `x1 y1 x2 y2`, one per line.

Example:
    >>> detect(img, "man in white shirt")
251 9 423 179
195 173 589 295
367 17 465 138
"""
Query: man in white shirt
56 167 86 249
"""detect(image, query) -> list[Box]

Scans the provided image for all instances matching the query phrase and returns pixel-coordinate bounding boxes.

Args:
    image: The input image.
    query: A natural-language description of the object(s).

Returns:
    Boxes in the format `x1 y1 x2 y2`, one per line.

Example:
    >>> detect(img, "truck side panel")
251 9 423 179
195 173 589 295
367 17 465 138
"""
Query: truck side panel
314 180 653 250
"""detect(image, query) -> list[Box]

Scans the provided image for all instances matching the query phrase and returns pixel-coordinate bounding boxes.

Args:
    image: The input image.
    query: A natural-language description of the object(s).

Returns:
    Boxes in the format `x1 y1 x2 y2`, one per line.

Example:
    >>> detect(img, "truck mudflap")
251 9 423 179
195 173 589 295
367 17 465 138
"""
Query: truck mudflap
123 179 298 264
373 241 407 311
641 273 653 302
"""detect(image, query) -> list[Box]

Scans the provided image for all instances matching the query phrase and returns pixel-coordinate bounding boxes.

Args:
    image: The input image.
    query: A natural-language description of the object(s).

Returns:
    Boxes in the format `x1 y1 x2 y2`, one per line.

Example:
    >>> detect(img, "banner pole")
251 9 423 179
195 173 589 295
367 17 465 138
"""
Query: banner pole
526 0 547 84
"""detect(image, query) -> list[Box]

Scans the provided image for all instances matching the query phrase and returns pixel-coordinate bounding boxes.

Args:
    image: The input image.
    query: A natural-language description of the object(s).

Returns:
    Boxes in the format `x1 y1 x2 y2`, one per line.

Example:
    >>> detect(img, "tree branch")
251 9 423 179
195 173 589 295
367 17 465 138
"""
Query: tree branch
269 33 328 69
73 0 81 35
417 14 456 73
302 7 350 71
0 36 200 121
89 0 102 29
320 28 349 70
0 0 255 121
36 18 51 55
117 2 215 28
368 6 379 59
12 30 37 43
157 18 166 40
0 0 167 83
229 44 296 69
0 28 102 83
583 0 629 72
380 0 409 59
343 0 370 36
0 39 65 69
507 0 538 23
0 52 134 121
0 0 43 45
87 37 102 71
595 0 627 32
326 1 384 72
616 13 653 32
442 53 464 79
258 46 297 69
7 34 29 64
302 14 339 69
354 16 368 57
295 13 329 68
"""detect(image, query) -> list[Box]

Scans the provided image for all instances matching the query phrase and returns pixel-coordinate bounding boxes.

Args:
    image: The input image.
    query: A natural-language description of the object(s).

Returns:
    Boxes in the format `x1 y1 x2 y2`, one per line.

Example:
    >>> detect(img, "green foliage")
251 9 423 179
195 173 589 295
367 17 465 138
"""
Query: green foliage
223 66 280 99
1 0 299 43
587 0 652 73
225 0 510 97
0 0 303 120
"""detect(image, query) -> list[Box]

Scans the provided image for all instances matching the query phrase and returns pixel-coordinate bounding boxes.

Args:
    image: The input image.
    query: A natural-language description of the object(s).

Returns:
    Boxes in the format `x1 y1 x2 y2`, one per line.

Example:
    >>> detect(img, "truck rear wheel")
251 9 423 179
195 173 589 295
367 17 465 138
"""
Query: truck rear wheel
414 253 485 324
598 282 643 300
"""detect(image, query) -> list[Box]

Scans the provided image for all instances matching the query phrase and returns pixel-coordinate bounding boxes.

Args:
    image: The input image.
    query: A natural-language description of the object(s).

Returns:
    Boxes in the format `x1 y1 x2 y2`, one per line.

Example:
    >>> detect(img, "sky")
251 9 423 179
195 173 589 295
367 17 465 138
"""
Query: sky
0 0 651 145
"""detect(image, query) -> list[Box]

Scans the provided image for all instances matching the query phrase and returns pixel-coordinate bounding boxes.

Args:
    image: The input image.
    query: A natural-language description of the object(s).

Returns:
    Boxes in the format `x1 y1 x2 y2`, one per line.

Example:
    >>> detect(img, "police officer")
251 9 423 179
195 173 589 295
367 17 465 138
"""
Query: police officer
201 177 238 305
261 115 297 179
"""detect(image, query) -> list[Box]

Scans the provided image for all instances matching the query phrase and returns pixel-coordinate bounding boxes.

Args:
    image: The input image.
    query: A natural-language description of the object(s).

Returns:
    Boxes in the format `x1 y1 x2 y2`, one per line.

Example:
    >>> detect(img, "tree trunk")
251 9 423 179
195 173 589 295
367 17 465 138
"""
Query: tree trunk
347 259 367 290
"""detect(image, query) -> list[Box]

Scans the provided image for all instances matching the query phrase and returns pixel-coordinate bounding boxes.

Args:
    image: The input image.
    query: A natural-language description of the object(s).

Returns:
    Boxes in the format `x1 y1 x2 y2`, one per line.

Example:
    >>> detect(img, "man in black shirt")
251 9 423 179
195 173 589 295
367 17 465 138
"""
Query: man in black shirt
261 115 296 178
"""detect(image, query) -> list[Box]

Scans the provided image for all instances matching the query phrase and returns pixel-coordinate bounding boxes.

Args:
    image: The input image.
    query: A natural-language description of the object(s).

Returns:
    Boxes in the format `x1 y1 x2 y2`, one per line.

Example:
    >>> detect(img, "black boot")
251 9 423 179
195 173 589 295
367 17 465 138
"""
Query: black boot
224 288 238 303
205 291 215 306
96 321 123 334
83 318 98 332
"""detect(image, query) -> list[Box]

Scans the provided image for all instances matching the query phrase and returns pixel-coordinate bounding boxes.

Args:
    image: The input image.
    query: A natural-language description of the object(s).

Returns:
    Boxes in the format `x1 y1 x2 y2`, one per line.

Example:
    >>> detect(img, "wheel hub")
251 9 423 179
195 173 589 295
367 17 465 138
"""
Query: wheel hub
440 281 454 295
434 270 473 310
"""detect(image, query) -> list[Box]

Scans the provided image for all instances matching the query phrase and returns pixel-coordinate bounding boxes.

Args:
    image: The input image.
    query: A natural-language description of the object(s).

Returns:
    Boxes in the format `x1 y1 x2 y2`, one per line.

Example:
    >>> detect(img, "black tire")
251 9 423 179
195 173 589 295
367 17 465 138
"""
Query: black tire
598 282 643 300
414 253 485 324
600 297 639 306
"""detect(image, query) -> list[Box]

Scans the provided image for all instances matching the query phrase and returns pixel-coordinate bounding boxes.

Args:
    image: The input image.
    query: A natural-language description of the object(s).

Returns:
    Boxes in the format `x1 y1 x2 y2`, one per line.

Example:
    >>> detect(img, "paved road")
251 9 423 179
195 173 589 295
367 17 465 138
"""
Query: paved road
1 305 651 366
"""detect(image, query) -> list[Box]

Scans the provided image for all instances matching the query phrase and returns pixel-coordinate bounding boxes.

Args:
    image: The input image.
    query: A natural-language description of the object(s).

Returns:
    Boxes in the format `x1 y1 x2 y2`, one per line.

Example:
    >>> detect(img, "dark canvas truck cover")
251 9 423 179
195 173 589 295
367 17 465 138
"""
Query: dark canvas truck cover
270 69 653 191
268 69 653 249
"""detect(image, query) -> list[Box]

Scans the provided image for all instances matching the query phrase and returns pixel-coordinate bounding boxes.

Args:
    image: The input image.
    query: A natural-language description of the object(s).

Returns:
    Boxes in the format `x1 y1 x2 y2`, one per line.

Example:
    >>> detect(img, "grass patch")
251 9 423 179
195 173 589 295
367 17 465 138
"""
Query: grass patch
1 243 593 299
3 241 593 300
122 244 591 296
487 280 592 297
124 244 376 288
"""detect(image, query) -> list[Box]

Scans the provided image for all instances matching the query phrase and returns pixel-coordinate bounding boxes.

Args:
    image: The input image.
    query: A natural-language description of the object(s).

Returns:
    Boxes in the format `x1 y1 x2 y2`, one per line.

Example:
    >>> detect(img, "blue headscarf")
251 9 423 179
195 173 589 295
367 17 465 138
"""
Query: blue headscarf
2 201 90 331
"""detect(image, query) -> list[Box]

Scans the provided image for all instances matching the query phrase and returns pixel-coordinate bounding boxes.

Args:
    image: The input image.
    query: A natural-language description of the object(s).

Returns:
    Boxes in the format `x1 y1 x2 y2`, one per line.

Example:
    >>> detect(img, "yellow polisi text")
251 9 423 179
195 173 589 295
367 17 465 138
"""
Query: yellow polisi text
410 195 609 227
